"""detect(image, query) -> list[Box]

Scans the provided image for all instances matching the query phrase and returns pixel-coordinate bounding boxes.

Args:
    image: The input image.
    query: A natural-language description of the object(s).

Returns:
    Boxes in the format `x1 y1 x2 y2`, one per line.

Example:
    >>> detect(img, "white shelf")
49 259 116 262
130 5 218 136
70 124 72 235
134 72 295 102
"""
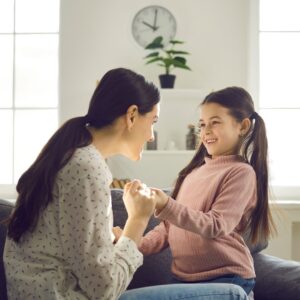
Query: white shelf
107 151 195 188
143 150 195 155
160 88 205 101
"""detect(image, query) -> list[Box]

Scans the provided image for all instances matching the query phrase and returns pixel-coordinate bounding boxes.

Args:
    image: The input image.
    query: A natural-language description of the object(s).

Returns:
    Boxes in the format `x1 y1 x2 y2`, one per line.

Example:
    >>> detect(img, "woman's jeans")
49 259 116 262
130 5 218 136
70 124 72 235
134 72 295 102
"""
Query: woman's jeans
118 283 248 300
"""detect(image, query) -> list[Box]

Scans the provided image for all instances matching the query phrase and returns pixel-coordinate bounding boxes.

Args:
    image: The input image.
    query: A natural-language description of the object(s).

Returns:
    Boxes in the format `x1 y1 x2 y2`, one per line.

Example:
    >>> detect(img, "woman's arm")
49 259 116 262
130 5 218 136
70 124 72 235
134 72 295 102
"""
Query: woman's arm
59 165 153 299
121 180 156 245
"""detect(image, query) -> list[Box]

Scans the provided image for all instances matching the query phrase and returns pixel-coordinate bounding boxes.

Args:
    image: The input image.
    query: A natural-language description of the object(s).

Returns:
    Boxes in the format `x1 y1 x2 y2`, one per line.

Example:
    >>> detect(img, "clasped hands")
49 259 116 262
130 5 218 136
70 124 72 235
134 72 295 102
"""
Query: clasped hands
112 179 168 243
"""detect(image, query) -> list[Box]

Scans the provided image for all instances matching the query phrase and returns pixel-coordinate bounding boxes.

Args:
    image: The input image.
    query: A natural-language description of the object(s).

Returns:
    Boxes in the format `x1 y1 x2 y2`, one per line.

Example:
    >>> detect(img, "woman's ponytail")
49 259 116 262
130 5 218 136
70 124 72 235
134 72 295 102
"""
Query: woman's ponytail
7 116 92 242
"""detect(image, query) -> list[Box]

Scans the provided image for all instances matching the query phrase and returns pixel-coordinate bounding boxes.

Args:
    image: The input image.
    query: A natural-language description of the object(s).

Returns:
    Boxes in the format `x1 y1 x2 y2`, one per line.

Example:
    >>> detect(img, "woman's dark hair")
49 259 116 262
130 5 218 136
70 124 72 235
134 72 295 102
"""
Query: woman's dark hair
7 68 160 242
172 86 276 244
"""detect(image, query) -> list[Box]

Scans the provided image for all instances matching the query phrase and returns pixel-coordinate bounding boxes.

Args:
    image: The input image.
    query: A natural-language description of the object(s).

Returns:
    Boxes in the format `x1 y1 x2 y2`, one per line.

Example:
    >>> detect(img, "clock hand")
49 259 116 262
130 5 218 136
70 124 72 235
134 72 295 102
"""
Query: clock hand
153 9 158 30
142 21 155 31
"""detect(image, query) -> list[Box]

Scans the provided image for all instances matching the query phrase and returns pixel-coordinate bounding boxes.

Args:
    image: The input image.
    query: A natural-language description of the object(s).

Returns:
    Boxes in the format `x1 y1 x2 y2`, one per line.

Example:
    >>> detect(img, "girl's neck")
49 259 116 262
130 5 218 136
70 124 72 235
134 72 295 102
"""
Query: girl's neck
205 154 244 165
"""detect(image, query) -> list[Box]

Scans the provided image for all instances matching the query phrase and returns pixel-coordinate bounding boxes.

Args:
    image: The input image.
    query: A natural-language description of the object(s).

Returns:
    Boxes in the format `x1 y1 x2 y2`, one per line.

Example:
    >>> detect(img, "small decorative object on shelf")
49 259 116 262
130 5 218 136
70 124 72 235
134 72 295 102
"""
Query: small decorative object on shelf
110 178 130 189
146 130 157 150
166 140 177 151
144 36 191 88
186 124 196 150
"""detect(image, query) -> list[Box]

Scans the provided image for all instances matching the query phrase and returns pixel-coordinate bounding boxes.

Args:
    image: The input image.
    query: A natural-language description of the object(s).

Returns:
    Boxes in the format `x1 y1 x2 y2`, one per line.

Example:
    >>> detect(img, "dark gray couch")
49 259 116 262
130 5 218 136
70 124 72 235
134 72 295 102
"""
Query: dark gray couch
1 190 300 300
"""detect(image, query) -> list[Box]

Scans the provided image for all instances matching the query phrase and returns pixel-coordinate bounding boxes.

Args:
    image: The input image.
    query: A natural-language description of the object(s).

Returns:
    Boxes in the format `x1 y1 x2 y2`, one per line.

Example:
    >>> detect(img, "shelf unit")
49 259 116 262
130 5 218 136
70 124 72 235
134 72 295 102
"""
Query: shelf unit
107 89 203 188
154 89 205 150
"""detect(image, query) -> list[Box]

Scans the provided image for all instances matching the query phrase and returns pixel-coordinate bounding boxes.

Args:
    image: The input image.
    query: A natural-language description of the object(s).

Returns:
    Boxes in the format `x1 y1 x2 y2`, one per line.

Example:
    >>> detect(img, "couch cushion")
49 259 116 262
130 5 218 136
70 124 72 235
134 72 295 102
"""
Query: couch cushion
0 199 14 300
111 189 172 288
253 252 300 300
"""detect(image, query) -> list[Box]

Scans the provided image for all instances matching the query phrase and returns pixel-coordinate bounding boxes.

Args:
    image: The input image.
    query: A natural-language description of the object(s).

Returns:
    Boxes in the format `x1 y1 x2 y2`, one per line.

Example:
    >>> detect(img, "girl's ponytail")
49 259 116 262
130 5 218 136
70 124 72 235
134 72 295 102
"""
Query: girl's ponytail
245 113 276 244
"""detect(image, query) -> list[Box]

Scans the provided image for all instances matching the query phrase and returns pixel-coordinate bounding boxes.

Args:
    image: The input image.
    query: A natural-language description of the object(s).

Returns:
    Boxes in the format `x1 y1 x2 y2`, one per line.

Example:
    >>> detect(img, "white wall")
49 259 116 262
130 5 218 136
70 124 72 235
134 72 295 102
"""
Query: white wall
12 0 297 262
59 0 250 122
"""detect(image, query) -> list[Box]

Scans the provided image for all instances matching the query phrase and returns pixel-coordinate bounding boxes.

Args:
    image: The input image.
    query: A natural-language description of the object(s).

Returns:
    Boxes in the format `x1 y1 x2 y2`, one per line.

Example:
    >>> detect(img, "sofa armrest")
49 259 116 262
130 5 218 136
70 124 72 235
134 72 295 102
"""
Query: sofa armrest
253 252 300 300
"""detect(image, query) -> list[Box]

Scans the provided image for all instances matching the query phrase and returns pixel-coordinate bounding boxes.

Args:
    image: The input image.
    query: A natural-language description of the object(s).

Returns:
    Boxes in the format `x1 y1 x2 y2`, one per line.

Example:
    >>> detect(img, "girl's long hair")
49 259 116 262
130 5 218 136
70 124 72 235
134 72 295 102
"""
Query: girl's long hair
172 87 276 244
7 68 160 242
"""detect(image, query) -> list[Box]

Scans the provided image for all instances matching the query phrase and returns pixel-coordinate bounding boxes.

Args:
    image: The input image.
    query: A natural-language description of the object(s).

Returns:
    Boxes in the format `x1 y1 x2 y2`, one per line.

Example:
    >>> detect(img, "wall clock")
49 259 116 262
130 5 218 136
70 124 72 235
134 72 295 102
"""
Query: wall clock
132 5 177 47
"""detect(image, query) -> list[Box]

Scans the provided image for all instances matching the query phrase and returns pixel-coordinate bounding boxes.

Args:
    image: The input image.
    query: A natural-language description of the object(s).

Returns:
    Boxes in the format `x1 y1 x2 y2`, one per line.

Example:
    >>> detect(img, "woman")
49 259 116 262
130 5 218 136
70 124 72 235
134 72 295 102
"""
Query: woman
4 68 248 300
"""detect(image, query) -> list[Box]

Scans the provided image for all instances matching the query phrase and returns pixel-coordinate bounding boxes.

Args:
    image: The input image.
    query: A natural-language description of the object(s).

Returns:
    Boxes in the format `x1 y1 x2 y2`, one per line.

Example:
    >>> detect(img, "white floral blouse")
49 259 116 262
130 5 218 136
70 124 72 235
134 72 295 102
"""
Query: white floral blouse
4 144 142 300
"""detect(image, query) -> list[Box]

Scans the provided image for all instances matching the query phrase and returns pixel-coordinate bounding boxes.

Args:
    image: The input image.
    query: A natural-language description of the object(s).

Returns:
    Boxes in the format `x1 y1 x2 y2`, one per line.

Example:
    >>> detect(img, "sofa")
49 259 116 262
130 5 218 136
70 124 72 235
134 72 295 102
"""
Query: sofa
1 190 300 300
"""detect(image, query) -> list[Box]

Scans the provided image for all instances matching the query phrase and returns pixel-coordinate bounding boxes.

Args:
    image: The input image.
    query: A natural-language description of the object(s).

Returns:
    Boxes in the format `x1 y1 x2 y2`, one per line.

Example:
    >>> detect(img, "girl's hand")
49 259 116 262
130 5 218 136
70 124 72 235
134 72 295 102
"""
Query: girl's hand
150 188 169 213
112 226 123 243
123 180 156 222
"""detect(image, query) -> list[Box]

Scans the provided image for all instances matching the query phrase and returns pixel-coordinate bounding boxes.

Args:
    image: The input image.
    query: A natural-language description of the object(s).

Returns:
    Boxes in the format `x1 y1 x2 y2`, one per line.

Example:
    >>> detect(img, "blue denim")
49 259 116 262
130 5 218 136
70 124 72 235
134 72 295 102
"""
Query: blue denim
118 283 248 300
171 274 255 295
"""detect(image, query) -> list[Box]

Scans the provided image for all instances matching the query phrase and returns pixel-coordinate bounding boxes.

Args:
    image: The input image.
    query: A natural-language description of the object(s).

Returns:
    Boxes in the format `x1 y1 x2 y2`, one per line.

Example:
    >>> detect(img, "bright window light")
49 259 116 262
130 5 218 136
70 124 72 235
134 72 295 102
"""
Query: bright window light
0 110 13 183
260 33 300 108
0 0 59 198
15 0 59 33
261 109 300 186
0 0 14 33
0 35 14 108
260 0 300 199
260 0 300 31
14 109 58 182
15 34 59 108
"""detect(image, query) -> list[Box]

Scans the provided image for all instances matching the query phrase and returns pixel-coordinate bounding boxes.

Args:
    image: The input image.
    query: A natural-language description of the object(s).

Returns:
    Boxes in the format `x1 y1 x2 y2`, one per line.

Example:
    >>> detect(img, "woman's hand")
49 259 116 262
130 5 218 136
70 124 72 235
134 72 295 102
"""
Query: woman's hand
150 188 169 213
121 180 156 245
112 226 123 243
123 180 156 222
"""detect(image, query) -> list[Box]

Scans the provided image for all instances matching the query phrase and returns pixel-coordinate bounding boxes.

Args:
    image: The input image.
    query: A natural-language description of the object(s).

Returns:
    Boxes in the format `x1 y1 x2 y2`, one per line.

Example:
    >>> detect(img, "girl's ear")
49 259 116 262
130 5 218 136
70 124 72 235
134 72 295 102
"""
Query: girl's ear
126 105 138 130
240 118 251 136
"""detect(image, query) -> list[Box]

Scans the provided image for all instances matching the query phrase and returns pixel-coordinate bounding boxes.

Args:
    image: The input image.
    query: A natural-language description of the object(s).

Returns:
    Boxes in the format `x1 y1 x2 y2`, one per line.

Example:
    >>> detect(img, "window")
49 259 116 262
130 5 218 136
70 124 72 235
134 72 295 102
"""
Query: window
259 0 300 199
0 0 60 199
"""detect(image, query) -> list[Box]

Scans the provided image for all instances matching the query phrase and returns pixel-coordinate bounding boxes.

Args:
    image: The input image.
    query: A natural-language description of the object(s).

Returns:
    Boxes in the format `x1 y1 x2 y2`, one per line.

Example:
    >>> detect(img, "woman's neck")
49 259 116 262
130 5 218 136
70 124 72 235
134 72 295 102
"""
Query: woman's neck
88 126 123 159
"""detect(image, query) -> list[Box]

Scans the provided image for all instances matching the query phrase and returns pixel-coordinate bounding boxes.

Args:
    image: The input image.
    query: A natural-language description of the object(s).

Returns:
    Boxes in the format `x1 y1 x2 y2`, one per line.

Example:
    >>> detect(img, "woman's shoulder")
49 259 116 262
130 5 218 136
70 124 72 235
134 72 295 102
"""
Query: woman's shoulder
58 144 110 182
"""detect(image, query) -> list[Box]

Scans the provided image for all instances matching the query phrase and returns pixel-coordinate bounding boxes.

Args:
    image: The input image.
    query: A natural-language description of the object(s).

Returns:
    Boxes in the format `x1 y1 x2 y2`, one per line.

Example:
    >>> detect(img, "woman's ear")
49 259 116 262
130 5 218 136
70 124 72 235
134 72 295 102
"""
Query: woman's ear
126 105 138 130
240 118 251 136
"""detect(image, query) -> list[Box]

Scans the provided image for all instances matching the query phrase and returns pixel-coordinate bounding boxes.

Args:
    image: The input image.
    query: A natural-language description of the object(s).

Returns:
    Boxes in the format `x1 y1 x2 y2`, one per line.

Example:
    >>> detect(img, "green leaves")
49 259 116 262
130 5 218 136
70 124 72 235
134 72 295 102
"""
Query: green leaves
145 36 164 49
144 36 191 74
170 40 184 45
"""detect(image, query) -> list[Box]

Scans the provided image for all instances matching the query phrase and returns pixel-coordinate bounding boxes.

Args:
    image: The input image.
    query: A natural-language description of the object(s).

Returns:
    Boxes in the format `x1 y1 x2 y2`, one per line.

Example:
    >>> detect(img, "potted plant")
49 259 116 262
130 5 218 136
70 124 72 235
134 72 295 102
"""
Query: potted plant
144 36 191 88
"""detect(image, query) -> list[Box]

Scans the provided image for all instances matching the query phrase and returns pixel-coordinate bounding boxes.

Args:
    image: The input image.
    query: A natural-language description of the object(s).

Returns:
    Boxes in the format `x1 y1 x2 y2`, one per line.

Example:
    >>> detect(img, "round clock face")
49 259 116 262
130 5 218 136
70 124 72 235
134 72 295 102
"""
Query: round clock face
132 6 177 47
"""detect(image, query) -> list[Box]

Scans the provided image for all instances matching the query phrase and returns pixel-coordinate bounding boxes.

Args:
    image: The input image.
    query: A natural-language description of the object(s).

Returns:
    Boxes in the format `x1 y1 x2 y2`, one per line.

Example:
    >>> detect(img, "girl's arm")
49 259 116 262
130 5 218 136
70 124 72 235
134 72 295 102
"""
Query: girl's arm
138 221 170 255
154 165 257 238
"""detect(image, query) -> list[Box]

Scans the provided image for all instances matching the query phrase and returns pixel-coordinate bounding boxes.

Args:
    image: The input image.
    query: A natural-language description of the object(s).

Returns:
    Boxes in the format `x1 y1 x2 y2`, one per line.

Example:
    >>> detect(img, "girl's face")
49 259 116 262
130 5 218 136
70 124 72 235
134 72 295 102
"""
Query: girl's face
199 103 243 158
125 103 160 161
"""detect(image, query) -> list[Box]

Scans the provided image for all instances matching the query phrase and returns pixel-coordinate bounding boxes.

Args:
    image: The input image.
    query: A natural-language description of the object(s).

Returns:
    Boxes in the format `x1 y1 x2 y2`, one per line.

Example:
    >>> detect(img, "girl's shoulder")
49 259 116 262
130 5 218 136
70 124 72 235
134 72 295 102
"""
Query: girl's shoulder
226 160 256 179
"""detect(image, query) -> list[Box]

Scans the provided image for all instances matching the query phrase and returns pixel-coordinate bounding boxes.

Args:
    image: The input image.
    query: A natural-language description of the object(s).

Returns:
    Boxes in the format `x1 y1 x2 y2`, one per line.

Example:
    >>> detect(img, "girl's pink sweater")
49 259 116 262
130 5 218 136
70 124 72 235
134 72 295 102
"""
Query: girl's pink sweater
140 155 257 281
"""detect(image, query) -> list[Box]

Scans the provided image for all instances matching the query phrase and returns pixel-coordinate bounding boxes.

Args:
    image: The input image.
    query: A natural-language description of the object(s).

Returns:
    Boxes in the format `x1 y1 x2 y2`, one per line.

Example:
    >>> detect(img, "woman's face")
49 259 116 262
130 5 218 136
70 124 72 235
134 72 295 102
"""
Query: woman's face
125 103 160 161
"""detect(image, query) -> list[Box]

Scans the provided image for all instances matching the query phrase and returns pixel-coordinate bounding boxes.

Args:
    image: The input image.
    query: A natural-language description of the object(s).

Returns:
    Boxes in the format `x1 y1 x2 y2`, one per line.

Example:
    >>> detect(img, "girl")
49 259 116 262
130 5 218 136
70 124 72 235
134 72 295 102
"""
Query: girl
139 87 276 296
3 70 248 300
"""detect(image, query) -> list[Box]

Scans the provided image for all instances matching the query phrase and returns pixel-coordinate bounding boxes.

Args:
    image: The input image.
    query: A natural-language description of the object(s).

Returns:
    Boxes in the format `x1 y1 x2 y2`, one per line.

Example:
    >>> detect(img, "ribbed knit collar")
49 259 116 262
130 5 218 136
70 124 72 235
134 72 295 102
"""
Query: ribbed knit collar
204 155 245 166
